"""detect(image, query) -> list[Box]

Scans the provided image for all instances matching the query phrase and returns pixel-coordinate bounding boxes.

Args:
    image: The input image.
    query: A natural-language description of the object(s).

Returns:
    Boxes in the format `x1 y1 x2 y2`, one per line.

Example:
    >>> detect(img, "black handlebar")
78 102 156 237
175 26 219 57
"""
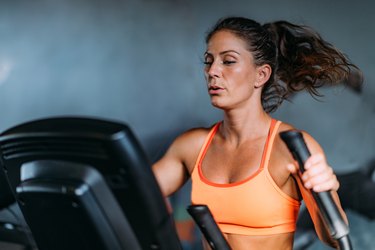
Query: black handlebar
280 130 352 250
187 205 231 250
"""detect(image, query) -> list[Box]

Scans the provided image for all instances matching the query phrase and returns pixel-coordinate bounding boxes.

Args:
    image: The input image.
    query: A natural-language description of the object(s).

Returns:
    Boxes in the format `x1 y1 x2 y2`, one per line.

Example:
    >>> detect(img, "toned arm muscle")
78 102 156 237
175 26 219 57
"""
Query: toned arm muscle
152 128 208 197
295 132 348 248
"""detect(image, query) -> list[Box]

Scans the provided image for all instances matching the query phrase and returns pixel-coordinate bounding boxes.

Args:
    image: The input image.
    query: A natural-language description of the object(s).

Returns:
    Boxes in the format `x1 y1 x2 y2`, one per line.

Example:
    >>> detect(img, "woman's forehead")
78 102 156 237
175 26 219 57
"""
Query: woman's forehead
206 30 249 55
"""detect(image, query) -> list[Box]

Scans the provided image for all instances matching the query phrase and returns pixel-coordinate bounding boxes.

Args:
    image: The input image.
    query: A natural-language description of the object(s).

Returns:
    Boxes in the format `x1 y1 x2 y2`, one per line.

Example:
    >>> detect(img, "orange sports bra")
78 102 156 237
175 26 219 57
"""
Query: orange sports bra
191 119 301 236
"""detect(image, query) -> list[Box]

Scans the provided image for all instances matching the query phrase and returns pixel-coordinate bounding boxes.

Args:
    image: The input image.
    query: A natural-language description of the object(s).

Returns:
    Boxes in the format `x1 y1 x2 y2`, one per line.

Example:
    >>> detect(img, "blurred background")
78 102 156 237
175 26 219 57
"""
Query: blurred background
0 0 374 249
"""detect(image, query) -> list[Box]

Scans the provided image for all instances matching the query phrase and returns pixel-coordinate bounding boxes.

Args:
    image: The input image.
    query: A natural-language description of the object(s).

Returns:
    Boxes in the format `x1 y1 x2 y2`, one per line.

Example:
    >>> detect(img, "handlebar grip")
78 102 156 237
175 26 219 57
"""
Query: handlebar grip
187 204 231 250
280 130 351 242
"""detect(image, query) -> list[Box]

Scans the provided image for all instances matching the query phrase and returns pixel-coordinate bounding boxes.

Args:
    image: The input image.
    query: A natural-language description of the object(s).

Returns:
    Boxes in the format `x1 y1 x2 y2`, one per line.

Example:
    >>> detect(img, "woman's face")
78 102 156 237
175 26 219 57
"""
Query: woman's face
204 30 261 110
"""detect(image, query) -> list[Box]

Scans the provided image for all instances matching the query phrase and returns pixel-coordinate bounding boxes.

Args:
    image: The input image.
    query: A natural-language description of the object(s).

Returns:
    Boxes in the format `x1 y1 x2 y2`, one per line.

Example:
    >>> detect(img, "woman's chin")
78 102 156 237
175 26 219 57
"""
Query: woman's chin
210 100 226 109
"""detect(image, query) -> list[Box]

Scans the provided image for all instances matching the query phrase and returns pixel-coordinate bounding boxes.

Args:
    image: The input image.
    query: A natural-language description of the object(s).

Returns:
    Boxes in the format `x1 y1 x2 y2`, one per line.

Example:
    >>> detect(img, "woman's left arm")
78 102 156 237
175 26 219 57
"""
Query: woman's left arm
287 131 348 248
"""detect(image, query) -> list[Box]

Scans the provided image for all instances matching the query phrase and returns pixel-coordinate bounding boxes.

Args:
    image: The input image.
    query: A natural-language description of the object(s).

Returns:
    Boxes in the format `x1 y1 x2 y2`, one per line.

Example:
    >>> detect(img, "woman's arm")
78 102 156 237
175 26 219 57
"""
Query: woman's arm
152 128 207 197
287 131 348 248
152 135 190 197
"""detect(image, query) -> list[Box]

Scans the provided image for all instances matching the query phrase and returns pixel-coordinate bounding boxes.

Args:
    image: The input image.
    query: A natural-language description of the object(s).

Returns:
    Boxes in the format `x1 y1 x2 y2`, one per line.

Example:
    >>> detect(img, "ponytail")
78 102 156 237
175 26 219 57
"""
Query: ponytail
264 21 362 106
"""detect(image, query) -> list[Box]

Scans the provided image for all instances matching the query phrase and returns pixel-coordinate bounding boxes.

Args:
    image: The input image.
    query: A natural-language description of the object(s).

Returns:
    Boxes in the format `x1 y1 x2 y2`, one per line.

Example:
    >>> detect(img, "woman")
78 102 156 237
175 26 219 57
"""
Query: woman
153 17 359 250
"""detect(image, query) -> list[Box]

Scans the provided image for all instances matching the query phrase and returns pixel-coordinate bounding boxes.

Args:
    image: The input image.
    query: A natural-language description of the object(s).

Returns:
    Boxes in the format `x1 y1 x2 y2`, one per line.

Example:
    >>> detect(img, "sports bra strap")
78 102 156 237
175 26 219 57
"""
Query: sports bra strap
192 122 221 173
262 120 282 170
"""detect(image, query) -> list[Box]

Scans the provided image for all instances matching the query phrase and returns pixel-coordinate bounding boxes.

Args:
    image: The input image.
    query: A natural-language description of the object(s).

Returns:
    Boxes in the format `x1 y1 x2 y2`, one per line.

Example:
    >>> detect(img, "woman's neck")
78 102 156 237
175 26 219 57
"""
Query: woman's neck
220 106 272 146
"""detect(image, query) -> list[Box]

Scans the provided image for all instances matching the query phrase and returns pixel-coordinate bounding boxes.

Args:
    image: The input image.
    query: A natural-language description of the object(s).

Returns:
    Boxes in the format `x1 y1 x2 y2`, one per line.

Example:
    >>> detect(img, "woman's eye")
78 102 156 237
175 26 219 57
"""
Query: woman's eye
203 61 213 65
223 60 236 65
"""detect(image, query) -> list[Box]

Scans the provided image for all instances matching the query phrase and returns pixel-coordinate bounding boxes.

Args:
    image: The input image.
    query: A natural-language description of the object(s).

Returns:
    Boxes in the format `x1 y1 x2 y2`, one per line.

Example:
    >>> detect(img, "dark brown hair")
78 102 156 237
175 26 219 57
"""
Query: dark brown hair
206 17 362 113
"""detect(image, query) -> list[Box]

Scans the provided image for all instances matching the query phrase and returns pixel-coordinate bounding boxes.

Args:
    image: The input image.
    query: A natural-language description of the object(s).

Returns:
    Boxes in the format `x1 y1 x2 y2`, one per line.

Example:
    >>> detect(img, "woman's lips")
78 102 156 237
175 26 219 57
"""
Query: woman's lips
208 86 224 95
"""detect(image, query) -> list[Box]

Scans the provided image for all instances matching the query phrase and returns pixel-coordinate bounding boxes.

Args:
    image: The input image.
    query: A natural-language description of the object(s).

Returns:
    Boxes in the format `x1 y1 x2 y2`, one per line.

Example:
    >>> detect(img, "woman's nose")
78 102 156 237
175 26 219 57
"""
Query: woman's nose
206 61 221 78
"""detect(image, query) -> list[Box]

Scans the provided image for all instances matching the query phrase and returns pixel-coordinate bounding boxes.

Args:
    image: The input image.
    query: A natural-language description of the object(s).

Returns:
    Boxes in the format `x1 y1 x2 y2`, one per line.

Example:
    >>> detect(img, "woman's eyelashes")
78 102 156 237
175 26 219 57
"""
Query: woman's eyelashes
203 60 212 65
203 59 237 66
223 60 236 65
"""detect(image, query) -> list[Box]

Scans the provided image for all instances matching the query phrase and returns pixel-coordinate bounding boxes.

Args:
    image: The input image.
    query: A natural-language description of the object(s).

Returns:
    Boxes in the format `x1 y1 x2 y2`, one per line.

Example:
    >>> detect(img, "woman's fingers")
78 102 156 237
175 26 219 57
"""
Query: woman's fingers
288 153 340 192
303 168 338 192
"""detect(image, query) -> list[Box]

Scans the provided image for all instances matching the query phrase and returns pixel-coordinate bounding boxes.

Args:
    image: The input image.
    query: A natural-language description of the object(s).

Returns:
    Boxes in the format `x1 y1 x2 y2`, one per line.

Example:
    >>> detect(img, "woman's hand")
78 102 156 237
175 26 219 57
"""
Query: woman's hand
287 153 339 192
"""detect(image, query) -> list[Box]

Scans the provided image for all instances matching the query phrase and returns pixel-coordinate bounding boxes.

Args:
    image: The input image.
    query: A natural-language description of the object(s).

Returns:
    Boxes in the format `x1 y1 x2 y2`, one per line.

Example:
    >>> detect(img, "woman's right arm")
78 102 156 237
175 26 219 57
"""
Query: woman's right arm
152 129 206 197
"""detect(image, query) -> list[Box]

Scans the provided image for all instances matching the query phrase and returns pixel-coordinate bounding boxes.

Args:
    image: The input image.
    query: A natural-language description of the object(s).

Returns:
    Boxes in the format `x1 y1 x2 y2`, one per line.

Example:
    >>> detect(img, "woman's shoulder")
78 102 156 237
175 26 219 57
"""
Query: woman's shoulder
167 123 219 173
174 123 218 148
277 120 295 132
166 122 219 156
277 120 323 154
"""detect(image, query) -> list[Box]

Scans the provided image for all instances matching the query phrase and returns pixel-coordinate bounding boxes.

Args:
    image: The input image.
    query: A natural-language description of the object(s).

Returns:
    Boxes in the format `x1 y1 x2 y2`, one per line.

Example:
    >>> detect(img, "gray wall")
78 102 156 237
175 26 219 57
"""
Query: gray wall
0 0 374 162
1 1 375 249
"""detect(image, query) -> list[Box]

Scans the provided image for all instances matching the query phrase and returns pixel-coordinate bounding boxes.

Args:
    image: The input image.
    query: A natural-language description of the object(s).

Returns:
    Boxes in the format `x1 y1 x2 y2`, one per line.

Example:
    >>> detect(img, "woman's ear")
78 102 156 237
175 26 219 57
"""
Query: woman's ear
254 64 272 88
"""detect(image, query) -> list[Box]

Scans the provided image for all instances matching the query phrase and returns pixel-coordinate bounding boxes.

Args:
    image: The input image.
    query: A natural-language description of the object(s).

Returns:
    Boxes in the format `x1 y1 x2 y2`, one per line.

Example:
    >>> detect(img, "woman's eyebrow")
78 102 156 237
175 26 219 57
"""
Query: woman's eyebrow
204 50 240 56
220 50 240 55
